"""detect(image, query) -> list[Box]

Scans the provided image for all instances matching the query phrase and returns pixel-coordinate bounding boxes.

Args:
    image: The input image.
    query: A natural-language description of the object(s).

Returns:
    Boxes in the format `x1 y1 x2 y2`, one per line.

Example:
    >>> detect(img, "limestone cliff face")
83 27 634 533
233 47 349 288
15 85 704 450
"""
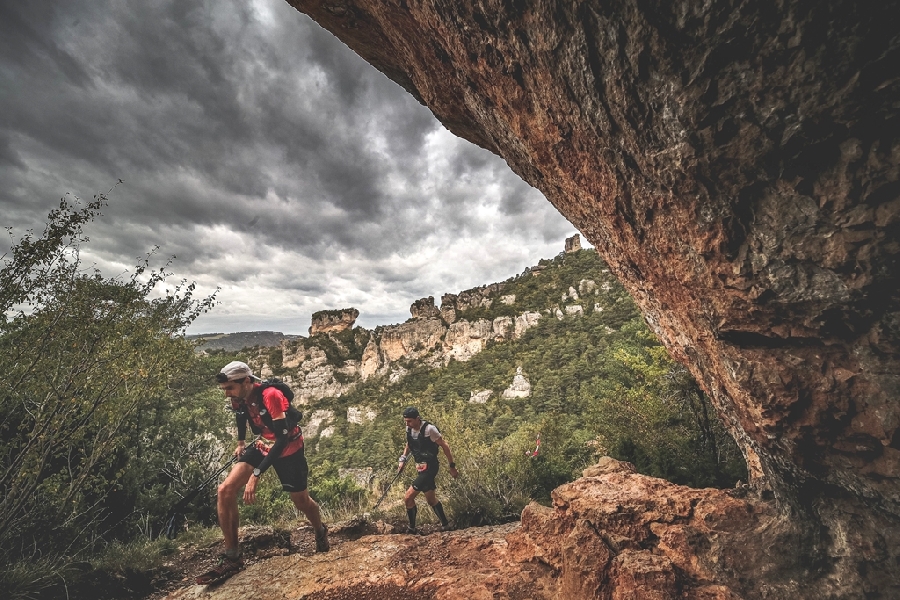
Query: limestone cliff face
410 296 442 319
308 308 359 335
277 338 365 403
278 344 360 403
361 309 542 377
255 281 546 405
440 283 506 324
283 0 899 595
376 318 446 364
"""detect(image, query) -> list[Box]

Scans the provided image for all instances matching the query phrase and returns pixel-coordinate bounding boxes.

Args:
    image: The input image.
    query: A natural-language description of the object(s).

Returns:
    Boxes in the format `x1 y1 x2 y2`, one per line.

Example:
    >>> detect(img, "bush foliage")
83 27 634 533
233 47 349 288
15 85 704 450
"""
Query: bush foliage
0 195 223 598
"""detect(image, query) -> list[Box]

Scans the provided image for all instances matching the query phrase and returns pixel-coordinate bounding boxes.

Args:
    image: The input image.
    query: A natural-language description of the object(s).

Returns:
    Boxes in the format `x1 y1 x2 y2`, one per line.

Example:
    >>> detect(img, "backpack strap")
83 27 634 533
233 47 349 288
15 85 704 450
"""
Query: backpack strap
250 380 302 439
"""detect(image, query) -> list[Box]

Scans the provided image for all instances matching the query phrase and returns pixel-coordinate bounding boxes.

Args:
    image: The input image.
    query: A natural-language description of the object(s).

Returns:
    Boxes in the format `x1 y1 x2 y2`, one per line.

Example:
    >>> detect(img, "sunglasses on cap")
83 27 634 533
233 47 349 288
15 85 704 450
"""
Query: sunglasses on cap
215 372 248 384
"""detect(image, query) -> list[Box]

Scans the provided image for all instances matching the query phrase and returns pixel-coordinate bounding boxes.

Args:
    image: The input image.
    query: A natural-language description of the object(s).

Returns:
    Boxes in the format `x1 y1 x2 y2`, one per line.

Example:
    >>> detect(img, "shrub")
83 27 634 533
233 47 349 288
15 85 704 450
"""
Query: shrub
0 193 220 595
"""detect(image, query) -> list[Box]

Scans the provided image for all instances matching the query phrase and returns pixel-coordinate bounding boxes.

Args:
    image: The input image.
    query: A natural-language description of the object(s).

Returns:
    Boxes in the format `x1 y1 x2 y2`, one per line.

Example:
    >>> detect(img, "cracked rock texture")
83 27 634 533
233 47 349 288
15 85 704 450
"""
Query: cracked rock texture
164 459 828 599
269 1 898 596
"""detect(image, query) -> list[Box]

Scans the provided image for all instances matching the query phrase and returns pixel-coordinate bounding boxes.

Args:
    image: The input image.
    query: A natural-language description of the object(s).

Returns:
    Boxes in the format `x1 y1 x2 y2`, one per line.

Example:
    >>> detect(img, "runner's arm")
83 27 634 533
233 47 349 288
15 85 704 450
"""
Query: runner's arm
255 387 292 474
436 437 459 476
236 412 247 441
398 444 411 471
235 414 248 456
255 418 289 475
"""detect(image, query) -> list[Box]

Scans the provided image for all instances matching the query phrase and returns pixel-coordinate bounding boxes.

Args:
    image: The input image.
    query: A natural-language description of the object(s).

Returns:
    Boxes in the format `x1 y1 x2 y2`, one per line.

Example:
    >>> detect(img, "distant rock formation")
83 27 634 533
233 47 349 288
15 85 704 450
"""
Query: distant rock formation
469 390 492 404
309 308 359 335
346 406 377 425
562 286 578 302
578 279 596 296
234 245 607 426
443 319 491 361
439 293 457 323
377 318 446 364
360 310 545 377
303 409 334 439
439 283 506 324
502 367 531 399
279 343 363 403
565 233 581 254
410 297 441 320
514 312 542 338
564 305 584 316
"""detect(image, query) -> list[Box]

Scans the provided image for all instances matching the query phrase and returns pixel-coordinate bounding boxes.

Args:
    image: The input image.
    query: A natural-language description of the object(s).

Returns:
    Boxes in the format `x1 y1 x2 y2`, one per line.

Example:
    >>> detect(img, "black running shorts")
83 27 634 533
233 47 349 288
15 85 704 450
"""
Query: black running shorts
240 445 309 493
411 460 439 493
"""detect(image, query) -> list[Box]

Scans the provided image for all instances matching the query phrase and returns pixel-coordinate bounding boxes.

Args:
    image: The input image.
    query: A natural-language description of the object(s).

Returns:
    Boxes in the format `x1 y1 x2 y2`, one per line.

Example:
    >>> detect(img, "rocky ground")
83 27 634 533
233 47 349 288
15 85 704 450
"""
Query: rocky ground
91 458 885 599
154 519 543 600
148 458 781 600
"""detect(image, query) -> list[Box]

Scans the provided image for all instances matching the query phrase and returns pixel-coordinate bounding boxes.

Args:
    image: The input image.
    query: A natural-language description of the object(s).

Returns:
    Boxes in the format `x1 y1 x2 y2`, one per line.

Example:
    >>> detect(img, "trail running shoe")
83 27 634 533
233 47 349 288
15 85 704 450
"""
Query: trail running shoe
195 554 244 585
315 524 330 552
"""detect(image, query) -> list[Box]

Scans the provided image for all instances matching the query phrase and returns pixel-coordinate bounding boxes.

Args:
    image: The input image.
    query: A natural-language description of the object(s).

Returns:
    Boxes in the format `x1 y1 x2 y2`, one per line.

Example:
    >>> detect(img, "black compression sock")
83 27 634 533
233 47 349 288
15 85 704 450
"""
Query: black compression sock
431 502 448 527
407 506 418 530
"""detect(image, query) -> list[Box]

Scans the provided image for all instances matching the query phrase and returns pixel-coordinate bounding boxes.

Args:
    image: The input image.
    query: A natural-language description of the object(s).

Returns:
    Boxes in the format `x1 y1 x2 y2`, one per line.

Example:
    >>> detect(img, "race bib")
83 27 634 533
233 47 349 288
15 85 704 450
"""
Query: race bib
416 462 428 472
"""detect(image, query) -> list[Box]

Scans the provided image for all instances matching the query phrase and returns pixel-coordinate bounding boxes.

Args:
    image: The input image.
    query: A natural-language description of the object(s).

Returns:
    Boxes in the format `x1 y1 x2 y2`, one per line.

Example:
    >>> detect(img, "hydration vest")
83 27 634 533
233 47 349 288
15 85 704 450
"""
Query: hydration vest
232 379 303 440
406 420 439 463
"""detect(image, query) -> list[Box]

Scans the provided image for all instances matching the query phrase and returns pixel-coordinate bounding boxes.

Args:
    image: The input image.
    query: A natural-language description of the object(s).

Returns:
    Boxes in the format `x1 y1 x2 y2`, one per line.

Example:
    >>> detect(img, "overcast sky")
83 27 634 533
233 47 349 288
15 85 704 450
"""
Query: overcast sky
0 0 581 335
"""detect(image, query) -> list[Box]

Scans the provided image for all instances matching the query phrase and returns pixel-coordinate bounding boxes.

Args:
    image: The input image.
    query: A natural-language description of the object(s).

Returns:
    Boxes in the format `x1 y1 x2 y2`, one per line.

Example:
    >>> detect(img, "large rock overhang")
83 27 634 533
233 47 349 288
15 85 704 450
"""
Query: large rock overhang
285 0 899 565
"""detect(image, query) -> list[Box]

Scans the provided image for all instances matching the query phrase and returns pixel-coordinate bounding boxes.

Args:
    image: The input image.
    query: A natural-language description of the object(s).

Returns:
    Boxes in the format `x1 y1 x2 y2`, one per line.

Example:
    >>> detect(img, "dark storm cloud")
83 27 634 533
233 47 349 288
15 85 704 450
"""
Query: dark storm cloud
0 0 578 333
0 3 91 88
1 0 499 253
0 134 25 170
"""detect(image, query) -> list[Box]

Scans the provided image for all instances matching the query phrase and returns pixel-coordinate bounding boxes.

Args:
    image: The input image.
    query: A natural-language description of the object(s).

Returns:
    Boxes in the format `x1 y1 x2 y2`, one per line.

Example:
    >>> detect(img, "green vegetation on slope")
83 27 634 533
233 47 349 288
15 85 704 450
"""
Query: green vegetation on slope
0 196 227 599
303 250 746 527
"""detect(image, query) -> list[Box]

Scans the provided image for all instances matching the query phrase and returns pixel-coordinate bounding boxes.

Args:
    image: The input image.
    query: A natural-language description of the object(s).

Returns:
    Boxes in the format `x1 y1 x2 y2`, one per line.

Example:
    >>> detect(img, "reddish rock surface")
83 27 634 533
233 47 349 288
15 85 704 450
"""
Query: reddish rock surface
275 1 899 596
163 459 807 599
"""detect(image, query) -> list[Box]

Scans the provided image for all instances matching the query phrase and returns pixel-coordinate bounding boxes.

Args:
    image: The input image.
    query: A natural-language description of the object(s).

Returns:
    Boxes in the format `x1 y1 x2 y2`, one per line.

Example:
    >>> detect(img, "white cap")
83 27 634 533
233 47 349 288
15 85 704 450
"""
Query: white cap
219 360 253 381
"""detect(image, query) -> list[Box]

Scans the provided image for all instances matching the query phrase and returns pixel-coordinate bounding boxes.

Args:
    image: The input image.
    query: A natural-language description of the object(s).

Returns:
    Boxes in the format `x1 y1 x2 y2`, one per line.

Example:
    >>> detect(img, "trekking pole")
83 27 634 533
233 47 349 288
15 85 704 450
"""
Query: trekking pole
163 437 259 539
371 453 409 511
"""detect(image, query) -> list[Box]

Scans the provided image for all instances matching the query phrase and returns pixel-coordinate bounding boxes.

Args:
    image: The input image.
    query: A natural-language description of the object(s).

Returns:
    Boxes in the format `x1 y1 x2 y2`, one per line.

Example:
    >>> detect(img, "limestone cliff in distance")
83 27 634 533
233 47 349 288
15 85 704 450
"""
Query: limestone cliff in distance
308 308 359 335
230 242 609 405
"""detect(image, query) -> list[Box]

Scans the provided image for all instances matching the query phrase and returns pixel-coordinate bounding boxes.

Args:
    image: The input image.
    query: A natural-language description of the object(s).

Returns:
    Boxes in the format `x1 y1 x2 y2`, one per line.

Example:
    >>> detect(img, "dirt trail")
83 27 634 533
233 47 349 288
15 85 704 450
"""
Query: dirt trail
158 520 554 600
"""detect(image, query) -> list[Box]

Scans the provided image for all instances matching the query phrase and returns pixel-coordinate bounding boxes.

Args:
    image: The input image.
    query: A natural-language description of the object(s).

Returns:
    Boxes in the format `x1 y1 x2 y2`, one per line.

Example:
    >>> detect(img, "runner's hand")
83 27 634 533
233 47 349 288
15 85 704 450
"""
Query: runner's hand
234 441 245 457
243 474 258 505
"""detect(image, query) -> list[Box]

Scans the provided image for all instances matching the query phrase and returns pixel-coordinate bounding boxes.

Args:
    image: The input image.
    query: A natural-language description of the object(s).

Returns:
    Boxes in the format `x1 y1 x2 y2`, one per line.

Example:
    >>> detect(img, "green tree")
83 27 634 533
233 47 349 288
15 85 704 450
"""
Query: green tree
0 194 220 597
